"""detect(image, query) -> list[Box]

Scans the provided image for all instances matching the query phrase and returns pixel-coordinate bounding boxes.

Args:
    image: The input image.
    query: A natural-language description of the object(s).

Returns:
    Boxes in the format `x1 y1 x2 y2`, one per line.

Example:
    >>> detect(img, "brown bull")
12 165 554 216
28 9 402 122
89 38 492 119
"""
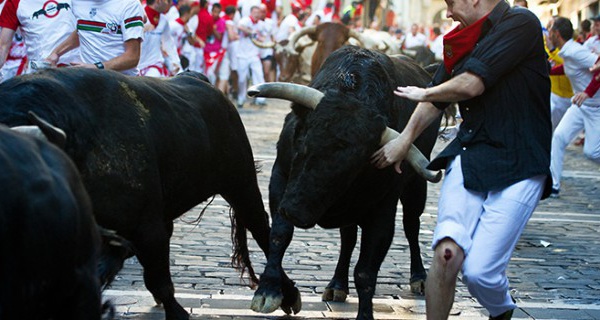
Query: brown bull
253 23 365 82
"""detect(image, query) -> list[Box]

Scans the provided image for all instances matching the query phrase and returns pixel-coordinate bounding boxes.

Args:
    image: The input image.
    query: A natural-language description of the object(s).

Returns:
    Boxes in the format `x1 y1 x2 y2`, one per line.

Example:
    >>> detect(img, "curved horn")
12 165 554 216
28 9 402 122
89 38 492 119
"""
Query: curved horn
251 37 276 49
381 127 442 182
247 82 442 183
288 26 317 54
348 29 366 47
247 82 323 109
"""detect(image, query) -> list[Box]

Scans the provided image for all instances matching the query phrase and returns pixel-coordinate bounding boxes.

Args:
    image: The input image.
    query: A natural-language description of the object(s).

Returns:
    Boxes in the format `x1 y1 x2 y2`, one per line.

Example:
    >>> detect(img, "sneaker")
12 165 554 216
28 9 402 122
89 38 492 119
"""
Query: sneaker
489 308 513 320
549 188 560 198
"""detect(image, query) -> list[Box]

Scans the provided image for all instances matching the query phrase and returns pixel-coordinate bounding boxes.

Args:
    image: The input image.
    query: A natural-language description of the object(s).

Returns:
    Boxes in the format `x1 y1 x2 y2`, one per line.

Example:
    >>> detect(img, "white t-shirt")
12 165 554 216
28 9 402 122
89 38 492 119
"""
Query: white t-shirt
560 39 600 107
139 9 180 73
430 35 443 61
275 13 300 42
583 35 600 55
236 16 260 59
404 32 427 49
72 0 145 75
0 0 80 66
258 17 276 57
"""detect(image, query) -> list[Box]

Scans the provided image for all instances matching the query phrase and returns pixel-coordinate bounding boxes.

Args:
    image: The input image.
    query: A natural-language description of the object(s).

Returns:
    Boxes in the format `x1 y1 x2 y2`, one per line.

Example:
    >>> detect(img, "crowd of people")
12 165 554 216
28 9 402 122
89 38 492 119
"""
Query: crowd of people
0 0 457 107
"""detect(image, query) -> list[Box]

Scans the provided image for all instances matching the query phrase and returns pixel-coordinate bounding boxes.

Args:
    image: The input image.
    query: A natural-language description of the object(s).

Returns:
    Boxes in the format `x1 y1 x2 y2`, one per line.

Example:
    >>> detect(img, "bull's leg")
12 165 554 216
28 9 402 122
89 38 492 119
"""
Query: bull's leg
354 206 396 320
134 221 189 320
251 210 300 314
251 165 301 315
399 177 427 294
322 225 357 302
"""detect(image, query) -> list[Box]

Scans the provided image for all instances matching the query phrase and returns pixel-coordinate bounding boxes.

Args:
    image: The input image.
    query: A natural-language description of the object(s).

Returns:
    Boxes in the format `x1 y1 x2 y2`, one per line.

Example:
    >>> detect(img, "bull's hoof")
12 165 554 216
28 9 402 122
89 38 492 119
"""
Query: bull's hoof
322 288 348 302
410 271 427 295
281 291 302 315
250 292 283 314
410 278 425 295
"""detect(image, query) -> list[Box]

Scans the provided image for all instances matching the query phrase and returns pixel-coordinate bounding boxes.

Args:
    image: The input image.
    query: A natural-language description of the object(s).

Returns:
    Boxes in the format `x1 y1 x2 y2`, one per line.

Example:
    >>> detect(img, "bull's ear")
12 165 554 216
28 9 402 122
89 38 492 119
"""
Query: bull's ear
27 111 67 149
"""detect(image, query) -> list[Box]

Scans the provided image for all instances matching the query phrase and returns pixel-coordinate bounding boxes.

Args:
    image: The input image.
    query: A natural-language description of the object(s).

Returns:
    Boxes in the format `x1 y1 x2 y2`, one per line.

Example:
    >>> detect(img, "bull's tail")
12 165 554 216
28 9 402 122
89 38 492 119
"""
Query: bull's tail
229 207 259 287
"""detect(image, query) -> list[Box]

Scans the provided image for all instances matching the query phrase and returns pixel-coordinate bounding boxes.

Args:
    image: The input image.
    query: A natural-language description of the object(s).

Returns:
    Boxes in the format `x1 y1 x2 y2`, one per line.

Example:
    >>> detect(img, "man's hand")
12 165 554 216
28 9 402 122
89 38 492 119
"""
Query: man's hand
370 135 412 174
572 92 590 107
45 52 60 67
394 86 428 102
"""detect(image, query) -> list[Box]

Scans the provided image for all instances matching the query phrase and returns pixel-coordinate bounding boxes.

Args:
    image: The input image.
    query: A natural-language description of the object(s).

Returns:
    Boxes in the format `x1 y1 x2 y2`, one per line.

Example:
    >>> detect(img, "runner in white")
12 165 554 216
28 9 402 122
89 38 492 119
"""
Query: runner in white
0 0 80 74
236 5 265 108
139 0 181 77
274 2 301 42
258 3 275 82
46 0 144 76
168 3 197 70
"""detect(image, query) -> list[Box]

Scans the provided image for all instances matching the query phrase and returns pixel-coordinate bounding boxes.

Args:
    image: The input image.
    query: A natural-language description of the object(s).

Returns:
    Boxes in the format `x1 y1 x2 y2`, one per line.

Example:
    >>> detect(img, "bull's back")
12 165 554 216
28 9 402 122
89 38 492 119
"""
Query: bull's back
0 69 256 221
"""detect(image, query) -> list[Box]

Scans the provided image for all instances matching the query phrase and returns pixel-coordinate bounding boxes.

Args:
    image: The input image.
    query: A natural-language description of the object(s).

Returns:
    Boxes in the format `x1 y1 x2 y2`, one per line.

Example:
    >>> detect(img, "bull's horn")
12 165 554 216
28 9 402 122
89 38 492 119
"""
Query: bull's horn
11 126 47 140
381 127 442 182
247 82 442 183
247 82 323 109
11 111 67 149
288 26 317 55
251 37 276 49
348 29 366 47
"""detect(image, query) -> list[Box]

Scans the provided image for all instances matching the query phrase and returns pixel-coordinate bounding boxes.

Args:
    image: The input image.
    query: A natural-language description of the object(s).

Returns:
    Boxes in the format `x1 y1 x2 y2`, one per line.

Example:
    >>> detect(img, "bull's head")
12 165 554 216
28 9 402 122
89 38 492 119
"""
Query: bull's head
248 88 440 229
248 83 441 182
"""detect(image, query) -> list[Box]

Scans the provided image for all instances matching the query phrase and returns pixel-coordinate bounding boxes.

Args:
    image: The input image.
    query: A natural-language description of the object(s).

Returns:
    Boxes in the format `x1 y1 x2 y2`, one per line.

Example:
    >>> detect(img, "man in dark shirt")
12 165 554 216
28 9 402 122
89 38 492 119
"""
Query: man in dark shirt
371 0 552 319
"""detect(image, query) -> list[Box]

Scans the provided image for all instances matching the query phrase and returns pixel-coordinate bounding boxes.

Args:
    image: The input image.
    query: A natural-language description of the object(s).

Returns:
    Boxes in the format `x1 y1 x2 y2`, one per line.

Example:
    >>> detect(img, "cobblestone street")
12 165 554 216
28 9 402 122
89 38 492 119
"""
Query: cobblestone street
106 99 600 319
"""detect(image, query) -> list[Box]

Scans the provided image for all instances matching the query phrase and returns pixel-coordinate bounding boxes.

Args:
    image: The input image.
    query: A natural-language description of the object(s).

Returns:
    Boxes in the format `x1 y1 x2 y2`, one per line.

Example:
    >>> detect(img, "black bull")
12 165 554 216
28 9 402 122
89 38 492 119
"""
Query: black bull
0 69 271 320
247 46 441 320
0 125 104 319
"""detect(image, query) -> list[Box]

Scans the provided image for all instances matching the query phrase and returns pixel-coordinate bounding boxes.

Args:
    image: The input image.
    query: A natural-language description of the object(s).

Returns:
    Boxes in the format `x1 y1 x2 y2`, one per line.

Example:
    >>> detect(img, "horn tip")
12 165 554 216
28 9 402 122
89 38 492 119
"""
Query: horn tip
247 85 260 97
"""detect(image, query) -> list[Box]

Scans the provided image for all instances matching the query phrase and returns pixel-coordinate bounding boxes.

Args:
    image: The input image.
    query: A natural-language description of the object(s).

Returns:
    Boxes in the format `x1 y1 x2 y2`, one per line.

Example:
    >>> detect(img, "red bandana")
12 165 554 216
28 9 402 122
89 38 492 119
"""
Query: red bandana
250 15 258 24
175 17 185 25
443 14 489 74
144 6 161 27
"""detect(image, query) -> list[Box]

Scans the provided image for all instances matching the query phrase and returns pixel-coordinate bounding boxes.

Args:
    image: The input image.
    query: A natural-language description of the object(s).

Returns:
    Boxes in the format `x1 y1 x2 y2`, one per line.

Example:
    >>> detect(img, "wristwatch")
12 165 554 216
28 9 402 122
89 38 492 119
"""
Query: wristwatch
94 61 105 69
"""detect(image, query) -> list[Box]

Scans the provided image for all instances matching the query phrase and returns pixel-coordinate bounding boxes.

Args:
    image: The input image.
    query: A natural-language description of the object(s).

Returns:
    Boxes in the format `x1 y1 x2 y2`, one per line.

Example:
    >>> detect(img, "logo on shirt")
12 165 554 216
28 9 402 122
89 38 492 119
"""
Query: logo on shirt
89 8 97 18
102 22 120 35
32 1 71 19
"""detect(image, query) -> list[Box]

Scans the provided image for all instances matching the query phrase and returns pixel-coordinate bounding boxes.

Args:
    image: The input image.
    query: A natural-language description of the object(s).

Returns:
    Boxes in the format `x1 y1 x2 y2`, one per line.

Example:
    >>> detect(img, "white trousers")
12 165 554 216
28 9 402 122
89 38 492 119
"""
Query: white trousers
550 104 600 190
236 55 265 105
550 92 572 131
188 47 204 73
434 156 545 317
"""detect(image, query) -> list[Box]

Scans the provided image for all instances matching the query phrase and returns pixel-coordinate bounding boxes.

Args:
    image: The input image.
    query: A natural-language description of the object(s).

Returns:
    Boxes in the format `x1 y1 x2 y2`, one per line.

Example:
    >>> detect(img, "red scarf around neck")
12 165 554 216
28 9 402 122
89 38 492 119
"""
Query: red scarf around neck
443 14 489 74
145 6 161 27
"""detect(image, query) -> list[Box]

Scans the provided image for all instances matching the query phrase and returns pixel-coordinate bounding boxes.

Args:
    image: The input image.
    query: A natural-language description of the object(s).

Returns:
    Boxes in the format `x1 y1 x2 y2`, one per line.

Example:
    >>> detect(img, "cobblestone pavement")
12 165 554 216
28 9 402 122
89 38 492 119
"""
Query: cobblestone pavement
105 99 600 319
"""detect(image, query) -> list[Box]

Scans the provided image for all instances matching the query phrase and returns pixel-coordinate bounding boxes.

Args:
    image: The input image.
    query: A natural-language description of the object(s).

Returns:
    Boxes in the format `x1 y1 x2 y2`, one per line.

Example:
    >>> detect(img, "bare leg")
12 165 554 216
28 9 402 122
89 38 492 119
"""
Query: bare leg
425 238 464 320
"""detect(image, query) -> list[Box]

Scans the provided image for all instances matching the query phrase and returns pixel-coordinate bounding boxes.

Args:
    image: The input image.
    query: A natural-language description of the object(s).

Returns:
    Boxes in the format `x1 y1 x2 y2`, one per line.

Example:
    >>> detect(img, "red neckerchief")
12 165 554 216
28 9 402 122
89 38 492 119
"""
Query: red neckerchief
443 13 489 74
144 5 160 27
250 15 258 24
323 7 332 15
175 17 185 25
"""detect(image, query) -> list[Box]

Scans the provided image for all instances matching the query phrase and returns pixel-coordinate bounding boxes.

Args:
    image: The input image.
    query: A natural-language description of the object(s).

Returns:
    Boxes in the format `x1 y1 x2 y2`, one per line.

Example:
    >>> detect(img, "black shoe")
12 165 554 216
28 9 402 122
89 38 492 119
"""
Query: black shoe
549 188 560 198
489 308 513 320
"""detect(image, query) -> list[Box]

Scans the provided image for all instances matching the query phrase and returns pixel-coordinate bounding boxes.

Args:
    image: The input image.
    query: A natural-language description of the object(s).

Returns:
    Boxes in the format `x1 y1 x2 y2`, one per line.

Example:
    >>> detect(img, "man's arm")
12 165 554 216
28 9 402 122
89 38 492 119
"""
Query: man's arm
394 71 485 103
103 38 141 71
46 30 80 66
0 27 16 70
371 102 442 173
371 70 484 173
